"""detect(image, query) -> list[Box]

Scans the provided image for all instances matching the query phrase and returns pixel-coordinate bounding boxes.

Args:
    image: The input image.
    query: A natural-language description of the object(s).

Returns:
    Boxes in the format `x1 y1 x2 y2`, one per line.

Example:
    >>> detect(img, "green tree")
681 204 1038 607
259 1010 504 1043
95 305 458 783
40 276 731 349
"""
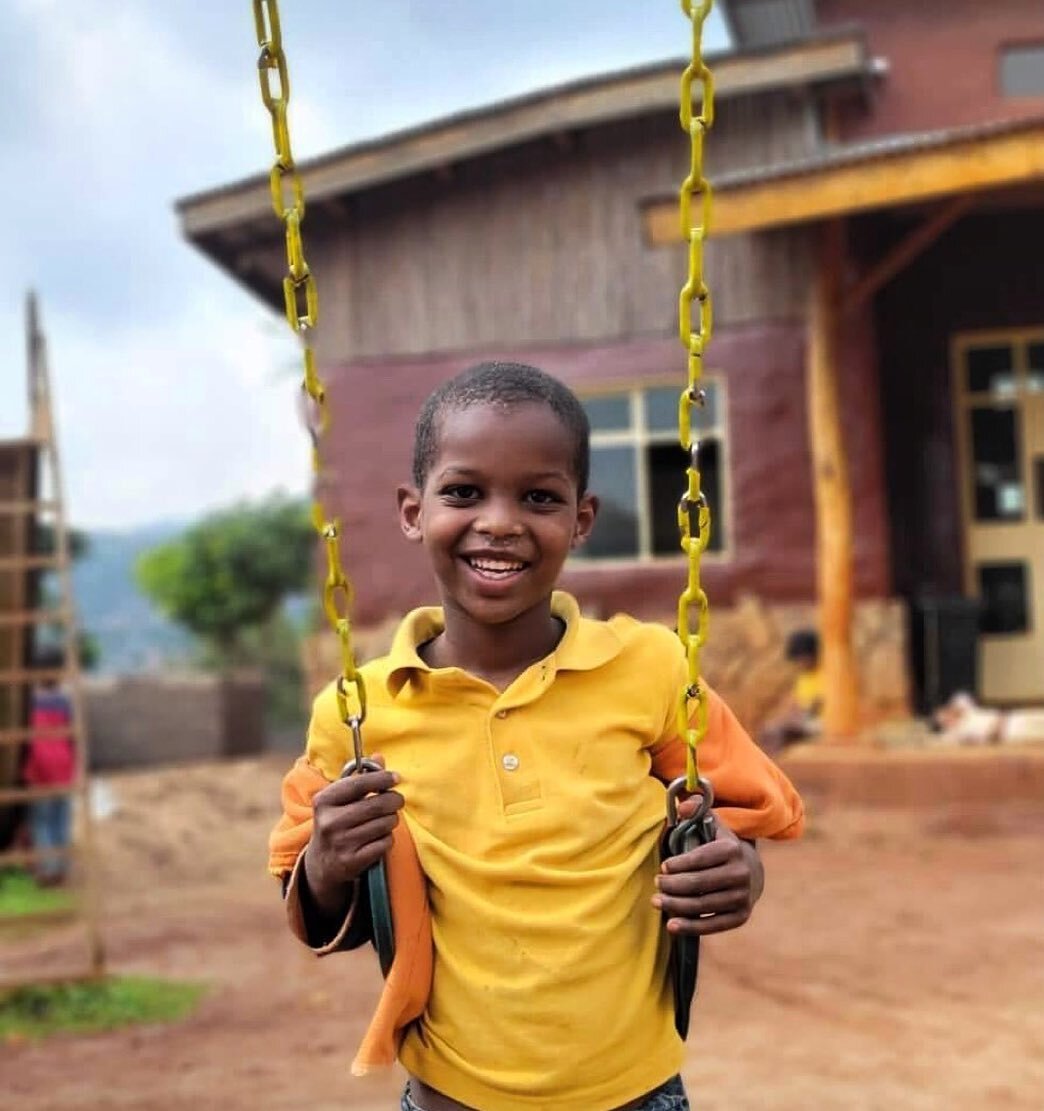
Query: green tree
136 497 314 663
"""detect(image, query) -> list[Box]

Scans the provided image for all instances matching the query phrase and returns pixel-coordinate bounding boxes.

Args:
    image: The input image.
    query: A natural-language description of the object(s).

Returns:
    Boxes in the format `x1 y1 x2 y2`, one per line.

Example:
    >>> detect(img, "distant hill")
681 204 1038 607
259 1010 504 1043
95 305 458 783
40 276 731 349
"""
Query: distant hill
72 523 194 674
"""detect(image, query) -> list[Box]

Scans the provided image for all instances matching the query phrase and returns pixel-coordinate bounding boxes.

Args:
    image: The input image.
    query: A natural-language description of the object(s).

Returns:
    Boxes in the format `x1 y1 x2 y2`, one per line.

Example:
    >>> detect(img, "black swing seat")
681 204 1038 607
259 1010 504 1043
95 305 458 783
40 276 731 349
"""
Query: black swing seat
341 757 396 977
660 776 716 1039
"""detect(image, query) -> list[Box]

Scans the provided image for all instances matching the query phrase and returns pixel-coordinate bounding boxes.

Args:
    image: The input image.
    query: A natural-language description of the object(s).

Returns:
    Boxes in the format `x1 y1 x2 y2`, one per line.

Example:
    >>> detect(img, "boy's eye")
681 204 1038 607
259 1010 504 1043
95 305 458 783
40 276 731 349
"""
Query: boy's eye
439 484 480 501
525 489 564 506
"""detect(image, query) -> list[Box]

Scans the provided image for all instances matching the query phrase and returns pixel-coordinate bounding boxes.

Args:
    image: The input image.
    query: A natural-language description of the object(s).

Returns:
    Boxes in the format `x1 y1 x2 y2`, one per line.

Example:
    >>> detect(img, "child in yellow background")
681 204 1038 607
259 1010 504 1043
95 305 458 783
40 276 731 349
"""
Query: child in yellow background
270 363 804 1111
758 630 824 756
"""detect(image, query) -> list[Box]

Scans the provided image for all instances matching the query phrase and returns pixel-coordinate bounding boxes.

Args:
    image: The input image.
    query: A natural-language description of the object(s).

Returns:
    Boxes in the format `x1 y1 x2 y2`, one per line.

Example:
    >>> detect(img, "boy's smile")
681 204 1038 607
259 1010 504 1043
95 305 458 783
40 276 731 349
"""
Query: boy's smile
398 401 597 674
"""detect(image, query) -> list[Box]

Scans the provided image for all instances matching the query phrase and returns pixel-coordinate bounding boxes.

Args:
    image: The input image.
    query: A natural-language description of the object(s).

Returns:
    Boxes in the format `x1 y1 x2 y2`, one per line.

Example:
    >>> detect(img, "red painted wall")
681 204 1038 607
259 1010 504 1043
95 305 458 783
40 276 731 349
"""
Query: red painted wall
820 0 1044 139
322 321 891 625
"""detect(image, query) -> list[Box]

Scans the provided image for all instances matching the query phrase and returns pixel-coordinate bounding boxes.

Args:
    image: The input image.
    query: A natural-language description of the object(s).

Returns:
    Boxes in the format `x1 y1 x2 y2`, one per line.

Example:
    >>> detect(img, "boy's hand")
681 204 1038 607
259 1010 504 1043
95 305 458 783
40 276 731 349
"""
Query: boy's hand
302 768 403 917
653 821 764 936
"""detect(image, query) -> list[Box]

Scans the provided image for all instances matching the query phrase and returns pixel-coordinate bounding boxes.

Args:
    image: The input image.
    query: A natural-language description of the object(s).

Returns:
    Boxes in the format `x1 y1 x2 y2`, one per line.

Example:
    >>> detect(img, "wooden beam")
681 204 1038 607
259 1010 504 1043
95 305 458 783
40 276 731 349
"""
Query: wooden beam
808 221 860 739
0 782 83 805
0 554 63 572
0 499 57 516
0 668 69 686
643 123 1044 241
844 195 975 311
0 608 71 628
0 909 82 932
0 845 75 869
0 725 80 746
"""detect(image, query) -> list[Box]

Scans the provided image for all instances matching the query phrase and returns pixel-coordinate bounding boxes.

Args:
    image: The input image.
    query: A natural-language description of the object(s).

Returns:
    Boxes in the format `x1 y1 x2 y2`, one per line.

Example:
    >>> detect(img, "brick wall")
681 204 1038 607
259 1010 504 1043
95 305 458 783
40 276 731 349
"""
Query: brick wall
84 671 266 771
821 0 1044 139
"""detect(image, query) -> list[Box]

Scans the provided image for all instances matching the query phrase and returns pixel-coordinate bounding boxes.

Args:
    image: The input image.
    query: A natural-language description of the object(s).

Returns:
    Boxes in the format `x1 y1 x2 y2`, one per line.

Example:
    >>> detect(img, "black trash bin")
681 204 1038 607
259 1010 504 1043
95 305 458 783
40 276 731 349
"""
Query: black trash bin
909 595 982 718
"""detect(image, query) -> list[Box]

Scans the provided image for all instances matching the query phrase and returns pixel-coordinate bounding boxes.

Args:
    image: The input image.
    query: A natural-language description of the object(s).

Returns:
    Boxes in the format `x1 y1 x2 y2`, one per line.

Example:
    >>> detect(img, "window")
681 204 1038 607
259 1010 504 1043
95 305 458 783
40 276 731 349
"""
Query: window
574 383 727 561
956 333 1044 524
999 43 1044 97
969 406 1023 521
978 562 1031 635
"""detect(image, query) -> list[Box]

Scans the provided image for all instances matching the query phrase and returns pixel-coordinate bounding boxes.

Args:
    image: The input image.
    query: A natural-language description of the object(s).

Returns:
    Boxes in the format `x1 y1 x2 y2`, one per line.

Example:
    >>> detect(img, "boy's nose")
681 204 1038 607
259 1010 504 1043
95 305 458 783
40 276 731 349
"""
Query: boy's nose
475 500 523 537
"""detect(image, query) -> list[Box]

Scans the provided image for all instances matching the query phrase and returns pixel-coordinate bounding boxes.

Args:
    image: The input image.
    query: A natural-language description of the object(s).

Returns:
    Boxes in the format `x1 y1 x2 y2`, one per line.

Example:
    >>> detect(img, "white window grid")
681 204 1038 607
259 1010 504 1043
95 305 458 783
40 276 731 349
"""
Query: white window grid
578 377 729 564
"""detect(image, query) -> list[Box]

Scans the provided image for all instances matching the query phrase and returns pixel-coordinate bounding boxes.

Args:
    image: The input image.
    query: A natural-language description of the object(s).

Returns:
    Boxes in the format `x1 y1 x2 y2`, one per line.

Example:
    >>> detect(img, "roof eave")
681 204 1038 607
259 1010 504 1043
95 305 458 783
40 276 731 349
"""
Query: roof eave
177 30 871 245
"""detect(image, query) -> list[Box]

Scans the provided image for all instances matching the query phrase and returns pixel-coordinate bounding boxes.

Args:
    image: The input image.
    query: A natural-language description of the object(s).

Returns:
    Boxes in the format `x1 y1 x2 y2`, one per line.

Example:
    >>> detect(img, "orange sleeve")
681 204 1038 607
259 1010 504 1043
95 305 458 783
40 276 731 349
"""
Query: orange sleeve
268 684 351 877
268 755 331 877
650 685 805 841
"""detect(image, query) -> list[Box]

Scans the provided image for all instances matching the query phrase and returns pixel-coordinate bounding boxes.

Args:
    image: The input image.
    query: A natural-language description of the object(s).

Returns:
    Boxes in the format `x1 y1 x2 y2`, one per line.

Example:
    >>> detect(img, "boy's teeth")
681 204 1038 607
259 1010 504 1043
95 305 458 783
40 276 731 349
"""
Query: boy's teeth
469 557 524 572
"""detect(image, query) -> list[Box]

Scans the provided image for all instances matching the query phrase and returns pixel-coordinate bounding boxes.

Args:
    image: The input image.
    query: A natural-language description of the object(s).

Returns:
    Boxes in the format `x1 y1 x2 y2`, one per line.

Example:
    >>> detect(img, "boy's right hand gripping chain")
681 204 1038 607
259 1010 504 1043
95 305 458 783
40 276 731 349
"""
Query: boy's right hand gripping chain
661 775 716 1039
341 716 396 977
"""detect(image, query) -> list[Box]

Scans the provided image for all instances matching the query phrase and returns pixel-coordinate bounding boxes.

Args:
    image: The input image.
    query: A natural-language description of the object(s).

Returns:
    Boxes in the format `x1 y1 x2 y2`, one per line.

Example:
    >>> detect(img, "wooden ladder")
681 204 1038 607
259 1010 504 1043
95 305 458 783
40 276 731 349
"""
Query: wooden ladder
0 293 105 986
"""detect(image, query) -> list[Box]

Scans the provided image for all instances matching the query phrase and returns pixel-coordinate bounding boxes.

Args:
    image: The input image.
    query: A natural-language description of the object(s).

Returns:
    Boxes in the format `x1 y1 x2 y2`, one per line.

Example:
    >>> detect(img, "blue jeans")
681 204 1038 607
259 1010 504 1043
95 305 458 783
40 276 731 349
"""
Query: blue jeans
30 796 72 881
401 1075 689 1110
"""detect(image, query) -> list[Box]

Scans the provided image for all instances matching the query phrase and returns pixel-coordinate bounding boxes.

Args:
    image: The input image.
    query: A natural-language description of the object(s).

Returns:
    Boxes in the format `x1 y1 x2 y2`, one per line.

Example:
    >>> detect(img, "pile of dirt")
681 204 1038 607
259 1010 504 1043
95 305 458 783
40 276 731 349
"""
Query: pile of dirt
91 757 289 897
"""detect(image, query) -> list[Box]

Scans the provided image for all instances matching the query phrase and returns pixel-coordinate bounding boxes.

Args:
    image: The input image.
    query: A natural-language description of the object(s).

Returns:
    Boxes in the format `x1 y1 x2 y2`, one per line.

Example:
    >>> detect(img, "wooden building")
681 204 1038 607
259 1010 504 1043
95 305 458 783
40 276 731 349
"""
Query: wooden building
178 0 1044 723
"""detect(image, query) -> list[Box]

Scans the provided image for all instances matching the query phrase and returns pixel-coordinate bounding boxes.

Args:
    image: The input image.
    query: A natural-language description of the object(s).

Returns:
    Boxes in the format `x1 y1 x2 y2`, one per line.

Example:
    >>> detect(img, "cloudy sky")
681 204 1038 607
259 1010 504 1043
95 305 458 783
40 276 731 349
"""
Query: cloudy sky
0 1 729 530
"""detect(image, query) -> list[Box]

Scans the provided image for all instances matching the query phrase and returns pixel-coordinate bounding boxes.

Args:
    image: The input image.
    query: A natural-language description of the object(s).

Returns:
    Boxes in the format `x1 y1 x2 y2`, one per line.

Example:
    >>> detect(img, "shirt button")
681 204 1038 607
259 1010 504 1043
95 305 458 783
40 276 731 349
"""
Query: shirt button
501 754 520 771
495 710 509 719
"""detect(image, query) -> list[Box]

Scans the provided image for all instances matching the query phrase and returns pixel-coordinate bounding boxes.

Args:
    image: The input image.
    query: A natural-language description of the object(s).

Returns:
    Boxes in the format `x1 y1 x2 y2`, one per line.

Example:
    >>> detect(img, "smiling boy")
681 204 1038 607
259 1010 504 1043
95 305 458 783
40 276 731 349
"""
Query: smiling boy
271 362 804 1111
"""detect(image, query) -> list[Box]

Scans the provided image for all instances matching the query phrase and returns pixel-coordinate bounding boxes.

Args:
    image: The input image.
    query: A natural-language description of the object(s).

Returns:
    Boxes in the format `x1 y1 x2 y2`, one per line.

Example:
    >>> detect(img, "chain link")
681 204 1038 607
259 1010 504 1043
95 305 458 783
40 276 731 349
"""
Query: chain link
676 0 715 790
252 0 366 732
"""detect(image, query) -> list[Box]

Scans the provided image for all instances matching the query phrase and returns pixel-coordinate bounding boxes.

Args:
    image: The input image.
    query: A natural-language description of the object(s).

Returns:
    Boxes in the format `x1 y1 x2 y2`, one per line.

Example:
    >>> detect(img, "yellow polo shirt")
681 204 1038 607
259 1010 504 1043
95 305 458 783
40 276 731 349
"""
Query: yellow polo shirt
304 593 799 1110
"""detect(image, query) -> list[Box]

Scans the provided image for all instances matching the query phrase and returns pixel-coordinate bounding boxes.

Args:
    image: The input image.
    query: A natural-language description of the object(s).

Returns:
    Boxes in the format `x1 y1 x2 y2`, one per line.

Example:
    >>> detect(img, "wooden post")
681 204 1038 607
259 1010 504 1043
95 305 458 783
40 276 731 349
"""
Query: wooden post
807 221 860 738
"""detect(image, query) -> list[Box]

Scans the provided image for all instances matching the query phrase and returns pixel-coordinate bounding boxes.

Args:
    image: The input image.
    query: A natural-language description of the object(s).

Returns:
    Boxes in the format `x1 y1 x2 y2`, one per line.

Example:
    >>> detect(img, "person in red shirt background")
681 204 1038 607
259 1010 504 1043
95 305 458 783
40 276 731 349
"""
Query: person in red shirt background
23 649 75 886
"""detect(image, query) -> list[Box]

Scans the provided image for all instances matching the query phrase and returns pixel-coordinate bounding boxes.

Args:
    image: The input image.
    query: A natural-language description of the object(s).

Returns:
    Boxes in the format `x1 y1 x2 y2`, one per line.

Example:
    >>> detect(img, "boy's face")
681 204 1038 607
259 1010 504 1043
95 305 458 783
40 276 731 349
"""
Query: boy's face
398 402 598 627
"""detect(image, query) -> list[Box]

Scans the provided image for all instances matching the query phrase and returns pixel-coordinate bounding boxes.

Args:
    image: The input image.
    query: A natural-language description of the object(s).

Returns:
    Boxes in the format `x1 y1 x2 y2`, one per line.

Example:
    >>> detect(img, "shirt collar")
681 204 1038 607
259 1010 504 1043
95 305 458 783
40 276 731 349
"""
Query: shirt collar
385 591 622 695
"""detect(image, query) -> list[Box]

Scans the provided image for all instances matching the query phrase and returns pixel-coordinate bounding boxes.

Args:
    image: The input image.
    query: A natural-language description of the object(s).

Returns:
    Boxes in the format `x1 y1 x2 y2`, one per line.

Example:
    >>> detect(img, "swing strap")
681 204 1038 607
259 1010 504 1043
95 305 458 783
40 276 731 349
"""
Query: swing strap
341 749 396 977
660 775 716 1039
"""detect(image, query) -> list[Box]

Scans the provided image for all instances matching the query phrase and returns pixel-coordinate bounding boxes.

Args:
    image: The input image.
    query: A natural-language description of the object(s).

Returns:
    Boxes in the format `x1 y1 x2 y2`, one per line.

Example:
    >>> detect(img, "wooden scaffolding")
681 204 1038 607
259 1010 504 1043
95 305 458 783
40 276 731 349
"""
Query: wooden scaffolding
0 293 104 986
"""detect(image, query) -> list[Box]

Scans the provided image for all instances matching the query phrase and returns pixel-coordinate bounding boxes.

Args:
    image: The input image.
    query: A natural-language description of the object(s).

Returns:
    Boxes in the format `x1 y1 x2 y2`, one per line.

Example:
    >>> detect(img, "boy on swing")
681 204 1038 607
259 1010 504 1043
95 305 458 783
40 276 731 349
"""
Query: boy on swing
270 363 804 1111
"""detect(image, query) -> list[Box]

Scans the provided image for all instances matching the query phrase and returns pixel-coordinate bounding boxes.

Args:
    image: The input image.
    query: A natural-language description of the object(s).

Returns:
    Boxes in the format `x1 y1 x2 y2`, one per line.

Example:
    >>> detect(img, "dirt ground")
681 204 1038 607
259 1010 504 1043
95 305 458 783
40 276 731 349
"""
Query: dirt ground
2 753 1043 1110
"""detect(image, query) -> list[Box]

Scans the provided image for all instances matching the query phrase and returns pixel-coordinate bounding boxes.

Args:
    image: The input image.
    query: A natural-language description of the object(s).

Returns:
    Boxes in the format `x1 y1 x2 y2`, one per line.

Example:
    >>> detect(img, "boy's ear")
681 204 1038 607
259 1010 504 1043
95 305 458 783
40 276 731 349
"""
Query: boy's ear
571 492 599 549
397 484 423 542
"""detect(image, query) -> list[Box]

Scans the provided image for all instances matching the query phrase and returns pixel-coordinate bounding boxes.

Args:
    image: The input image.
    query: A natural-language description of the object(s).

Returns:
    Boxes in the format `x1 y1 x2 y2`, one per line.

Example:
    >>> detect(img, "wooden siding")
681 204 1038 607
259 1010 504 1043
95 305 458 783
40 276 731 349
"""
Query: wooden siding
308 94 820 363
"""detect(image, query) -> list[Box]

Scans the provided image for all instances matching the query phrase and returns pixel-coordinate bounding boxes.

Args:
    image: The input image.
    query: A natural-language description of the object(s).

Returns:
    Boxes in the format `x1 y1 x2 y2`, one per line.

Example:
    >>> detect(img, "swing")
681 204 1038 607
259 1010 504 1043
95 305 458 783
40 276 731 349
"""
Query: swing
251 0 718 1037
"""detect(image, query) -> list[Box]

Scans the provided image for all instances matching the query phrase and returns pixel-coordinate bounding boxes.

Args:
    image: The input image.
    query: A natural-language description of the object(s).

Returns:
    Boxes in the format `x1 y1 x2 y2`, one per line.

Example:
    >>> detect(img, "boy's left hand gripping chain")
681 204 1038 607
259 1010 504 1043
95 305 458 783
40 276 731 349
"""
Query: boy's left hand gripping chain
339 700 396 978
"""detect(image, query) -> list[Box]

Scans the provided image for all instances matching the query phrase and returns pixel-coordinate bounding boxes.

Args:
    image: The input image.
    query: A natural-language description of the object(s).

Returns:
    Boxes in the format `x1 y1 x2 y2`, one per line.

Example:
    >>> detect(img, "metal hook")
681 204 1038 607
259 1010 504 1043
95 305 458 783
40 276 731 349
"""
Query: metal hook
339 716 381 777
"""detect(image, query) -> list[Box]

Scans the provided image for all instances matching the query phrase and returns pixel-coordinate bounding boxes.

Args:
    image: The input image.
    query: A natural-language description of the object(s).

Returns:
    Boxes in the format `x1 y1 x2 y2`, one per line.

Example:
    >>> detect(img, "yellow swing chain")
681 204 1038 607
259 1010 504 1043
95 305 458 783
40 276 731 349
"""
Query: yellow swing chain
676 0 715 792
252 0 367 740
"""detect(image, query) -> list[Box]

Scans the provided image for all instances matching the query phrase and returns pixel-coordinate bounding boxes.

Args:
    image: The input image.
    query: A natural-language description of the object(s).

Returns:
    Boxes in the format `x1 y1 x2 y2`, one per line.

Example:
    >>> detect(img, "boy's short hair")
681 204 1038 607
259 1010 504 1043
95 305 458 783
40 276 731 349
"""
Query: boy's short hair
412 362 591 493
785 629 820 663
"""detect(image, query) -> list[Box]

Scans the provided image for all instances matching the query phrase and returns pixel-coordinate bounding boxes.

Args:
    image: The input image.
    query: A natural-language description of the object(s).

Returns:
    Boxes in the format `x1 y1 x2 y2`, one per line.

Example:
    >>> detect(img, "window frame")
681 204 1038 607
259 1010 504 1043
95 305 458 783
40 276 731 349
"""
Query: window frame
571 375 731 567
952 328 1044 528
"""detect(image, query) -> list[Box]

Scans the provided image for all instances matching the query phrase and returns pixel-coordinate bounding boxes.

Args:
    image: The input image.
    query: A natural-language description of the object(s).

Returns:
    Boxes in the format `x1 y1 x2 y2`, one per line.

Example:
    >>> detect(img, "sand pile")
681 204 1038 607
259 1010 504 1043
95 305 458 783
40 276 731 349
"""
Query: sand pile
90 756 289 897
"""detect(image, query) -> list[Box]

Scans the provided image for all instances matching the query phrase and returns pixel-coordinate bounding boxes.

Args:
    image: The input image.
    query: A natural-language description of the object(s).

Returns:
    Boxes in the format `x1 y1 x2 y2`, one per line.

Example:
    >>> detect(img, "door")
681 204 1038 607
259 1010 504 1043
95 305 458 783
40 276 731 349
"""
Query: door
954 331 1044 703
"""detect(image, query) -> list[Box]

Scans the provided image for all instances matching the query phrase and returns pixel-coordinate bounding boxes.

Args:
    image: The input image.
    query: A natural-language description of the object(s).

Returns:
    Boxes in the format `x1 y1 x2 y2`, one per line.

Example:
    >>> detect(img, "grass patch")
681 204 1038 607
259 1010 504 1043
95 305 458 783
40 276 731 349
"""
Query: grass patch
0 869 75 919
0 976 206 1041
